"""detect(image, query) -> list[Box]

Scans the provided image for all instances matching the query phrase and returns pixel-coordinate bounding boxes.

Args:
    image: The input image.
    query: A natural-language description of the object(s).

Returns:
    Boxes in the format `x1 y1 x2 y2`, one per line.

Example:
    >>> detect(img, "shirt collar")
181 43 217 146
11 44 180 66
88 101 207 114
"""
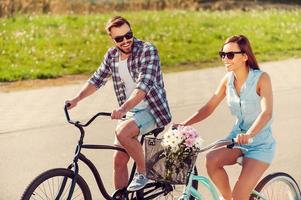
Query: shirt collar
131 37 141 55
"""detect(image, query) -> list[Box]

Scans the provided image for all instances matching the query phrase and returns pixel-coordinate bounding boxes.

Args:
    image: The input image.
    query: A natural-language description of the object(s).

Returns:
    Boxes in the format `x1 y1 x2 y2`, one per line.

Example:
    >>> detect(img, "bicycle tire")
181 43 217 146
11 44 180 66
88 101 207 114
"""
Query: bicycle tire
250 172 301 200
21 168 92 200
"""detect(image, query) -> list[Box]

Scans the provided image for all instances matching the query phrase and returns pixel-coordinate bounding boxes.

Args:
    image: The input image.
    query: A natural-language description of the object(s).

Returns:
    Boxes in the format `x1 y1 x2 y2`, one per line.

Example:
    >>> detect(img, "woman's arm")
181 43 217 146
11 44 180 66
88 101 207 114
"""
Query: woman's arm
237 72 273 144
182 75 228 126
247 72 273 136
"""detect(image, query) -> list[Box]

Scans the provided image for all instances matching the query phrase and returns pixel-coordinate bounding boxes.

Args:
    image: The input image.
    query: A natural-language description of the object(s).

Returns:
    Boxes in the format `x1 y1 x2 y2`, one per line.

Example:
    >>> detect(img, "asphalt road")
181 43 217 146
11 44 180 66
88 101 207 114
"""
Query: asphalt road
0 59 300 199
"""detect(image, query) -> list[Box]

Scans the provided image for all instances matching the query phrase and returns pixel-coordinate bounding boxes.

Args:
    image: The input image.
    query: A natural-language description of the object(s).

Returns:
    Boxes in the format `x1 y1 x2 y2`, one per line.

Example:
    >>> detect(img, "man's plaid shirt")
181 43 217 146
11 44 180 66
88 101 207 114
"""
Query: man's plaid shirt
89 38 172 127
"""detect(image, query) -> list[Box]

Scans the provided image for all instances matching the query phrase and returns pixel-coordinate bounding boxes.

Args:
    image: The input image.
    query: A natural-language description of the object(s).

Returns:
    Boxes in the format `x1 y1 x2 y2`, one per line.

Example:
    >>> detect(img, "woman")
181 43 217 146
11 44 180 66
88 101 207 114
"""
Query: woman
175 35 276 200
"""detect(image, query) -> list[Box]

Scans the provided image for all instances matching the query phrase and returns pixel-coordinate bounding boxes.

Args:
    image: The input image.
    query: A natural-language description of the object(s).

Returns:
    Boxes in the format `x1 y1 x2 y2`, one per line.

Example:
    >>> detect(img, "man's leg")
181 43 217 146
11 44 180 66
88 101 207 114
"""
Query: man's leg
115 119 145 174
115 119 149 191
113 150 130 190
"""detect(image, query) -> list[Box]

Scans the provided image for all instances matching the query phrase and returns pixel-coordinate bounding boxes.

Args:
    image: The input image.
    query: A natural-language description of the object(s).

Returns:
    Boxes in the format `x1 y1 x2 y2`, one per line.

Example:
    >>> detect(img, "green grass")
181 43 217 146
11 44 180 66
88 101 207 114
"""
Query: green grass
0 10 301 82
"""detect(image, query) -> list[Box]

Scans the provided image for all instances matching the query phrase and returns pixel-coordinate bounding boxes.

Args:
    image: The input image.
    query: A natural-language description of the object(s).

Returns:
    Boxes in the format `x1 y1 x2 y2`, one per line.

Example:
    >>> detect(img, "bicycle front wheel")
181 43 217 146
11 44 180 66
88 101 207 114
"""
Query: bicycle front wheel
21 168 92 200
251 172 301 200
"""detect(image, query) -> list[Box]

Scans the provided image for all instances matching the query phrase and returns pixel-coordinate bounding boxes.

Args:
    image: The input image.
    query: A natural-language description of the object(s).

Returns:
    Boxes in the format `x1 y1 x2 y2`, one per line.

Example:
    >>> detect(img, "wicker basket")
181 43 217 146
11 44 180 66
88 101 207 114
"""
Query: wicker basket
145 137 197 184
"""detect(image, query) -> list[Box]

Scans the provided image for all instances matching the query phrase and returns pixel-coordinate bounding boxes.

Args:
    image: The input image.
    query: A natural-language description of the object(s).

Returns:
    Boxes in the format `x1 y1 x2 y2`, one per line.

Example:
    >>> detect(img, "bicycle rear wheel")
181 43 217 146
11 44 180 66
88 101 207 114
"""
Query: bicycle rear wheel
251 172 301 200
21 168 92 200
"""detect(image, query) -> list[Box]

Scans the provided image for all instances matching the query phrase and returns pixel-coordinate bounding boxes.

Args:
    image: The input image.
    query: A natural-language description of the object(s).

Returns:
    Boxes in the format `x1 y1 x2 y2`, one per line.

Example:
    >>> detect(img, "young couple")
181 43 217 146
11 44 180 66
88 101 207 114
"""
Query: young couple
65 16 275 200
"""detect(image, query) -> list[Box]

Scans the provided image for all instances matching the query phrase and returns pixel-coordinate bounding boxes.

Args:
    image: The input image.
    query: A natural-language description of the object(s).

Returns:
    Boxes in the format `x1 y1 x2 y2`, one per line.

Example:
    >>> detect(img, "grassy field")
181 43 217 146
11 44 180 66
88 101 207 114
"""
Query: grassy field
0 10 301 82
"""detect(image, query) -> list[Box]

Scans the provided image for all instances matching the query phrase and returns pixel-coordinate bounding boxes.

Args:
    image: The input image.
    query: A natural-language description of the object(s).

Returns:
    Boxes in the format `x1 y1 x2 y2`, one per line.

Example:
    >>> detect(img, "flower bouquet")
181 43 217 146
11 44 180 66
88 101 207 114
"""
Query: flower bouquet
161 125 204 182
145 125 204 184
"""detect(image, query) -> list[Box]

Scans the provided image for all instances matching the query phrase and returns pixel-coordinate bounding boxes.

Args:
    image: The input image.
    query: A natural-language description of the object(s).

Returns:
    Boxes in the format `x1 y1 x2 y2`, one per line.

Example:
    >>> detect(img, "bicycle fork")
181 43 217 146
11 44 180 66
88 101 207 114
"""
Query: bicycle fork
54 142 82 200
53 163 79 200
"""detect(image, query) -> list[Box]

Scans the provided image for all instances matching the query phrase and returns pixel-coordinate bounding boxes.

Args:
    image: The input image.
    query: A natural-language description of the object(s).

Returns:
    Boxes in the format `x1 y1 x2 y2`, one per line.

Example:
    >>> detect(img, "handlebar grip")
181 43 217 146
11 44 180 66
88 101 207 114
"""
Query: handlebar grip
233 137 253 144
64 103 71 121
101 112 112 116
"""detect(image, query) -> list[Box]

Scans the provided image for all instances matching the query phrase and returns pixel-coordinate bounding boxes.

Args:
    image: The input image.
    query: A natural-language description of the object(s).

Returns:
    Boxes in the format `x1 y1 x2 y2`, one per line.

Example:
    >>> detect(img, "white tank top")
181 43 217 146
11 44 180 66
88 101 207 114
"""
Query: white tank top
118 58 148 110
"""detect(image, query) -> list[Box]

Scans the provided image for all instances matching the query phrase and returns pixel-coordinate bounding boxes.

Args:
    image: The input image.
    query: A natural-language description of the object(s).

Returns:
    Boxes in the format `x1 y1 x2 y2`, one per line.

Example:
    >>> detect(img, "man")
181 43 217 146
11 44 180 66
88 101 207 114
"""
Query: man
65 16 171 191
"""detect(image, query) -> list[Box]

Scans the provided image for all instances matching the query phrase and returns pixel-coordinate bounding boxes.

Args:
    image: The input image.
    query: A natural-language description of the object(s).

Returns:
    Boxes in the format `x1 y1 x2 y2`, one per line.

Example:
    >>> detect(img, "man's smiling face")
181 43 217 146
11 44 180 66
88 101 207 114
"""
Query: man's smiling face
110 23 133 54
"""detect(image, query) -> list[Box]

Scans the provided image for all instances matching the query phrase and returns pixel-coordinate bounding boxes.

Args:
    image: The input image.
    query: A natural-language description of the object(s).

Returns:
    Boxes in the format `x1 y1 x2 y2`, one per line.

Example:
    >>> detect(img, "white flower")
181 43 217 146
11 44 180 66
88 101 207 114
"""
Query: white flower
162 126 204 153
162 128 183 148
194 137 204 149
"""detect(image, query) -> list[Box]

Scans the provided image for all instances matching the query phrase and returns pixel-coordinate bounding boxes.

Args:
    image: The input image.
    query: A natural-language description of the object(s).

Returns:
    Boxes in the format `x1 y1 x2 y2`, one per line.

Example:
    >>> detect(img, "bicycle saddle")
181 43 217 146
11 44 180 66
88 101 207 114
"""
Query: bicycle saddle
145 127 165 138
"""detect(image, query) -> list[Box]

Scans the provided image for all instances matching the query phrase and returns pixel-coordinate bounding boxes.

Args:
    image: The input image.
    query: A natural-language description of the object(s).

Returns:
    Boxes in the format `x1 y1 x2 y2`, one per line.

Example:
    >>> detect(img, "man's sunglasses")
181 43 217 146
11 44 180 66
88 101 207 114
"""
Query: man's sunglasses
219 51 244 60
113 31 133 43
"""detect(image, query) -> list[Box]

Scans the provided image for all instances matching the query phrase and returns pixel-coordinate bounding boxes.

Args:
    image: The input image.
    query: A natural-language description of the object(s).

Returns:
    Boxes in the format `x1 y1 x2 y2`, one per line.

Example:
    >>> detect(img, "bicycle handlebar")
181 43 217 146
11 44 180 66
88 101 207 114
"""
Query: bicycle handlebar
196 138 252 154
196 139 235 153
64 104 111 127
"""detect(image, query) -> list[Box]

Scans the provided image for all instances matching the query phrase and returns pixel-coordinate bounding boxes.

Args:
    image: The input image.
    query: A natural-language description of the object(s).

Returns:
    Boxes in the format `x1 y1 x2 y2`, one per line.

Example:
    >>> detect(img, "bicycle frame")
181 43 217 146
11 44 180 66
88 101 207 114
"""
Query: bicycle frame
179 140 269 200
65 121 145 200
181 173 219 200
181 172 268 200
62 105 168 200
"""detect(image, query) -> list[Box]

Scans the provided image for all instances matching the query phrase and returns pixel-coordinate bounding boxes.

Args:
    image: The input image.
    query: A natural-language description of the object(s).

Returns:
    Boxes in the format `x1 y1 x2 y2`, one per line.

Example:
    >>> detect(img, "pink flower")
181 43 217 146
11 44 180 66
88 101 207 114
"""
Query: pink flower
184 138 195 148
179 126 198 140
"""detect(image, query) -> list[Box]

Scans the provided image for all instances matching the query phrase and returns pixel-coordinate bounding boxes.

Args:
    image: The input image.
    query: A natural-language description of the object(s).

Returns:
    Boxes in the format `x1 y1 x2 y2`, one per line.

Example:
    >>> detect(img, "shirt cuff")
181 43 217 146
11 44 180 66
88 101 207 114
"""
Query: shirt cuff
88 77 101 88
136 81 153 94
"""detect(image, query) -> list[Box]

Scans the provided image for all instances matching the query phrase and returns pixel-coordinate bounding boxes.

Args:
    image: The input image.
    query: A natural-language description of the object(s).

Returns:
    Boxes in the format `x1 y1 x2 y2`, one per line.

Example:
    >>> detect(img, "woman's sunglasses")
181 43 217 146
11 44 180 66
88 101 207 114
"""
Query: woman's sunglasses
113 31 133 43
219 51 244 60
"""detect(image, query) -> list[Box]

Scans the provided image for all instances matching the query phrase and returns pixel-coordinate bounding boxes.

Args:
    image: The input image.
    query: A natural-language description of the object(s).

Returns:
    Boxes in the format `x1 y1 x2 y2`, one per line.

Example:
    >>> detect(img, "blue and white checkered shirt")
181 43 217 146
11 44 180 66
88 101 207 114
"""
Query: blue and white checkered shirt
89 38 172 127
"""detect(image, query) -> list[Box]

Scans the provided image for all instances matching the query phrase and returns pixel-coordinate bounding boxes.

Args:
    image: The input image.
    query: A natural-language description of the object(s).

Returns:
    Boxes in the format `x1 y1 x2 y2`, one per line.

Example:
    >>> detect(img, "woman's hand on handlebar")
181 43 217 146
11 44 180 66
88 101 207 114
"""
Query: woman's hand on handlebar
234 133 253 145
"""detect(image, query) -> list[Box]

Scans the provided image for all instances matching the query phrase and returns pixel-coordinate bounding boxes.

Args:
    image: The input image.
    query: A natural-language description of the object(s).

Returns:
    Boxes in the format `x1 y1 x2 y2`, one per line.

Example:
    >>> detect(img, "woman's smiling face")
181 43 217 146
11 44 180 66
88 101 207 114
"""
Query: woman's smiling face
221 42 248 72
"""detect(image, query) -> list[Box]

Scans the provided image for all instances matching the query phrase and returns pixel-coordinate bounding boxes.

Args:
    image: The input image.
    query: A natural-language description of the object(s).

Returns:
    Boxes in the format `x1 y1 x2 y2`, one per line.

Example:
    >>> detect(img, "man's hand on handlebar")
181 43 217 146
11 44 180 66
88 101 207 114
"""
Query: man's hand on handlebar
65 98 79 110
111 107 127 120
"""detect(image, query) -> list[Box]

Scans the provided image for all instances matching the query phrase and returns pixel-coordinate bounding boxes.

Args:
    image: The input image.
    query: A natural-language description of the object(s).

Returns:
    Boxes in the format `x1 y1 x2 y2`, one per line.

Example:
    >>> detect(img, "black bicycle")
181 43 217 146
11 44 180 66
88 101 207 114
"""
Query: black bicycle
21 105 198 200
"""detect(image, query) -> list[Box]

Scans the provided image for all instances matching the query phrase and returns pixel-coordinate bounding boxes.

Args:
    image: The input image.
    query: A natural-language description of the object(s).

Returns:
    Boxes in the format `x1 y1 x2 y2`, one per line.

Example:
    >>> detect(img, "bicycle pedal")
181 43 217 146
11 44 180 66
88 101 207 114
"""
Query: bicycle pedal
112 188 128 200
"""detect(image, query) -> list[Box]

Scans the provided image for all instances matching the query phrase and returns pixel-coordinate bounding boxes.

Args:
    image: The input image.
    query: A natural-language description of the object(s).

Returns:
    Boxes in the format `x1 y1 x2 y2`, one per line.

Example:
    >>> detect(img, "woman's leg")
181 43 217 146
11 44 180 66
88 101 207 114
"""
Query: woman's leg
232 157 269 200
206 147 242 200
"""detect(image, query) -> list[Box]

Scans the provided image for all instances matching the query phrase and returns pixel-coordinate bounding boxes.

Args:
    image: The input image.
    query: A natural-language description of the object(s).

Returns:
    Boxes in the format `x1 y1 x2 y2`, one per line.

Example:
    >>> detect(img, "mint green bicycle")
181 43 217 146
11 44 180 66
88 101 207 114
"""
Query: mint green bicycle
179 139 301 200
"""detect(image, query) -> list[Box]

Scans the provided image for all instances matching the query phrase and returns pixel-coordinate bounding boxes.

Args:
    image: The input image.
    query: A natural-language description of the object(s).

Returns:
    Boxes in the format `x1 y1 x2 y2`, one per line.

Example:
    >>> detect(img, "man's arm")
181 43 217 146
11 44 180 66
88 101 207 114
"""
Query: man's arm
111 44 158 119
65 82 98 109
65 50 112 109
111 89 146 119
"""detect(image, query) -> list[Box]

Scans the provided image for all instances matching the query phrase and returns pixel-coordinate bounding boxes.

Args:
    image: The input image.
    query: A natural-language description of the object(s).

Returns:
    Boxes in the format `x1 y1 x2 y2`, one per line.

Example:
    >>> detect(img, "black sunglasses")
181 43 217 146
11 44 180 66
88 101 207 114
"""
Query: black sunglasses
219 51 244 60
113 31 133 43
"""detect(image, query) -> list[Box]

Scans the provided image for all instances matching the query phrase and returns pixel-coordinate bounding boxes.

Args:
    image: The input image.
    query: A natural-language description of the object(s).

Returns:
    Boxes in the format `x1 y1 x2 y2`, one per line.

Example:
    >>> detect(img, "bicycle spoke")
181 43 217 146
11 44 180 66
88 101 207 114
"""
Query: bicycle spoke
72 187 84 200
255 173 301 200
51 177 55 199
47 178 53 199
35 186 46 199
61 177 72 199
261 180 296 200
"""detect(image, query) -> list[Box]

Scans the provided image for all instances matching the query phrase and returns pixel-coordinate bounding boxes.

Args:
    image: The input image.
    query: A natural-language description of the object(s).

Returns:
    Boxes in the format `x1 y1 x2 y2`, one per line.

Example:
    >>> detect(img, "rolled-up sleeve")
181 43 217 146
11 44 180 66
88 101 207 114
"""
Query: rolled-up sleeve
89 51 112 88
136 44 159 94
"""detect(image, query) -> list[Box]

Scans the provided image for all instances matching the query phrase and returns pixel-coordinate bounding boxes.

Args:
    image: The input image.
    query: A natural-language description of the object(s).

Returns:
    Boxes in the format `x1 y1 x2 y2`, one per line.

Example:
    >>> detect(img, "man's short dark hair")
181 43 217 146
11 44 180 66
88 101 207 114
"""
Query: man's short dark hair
105 16 131 34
